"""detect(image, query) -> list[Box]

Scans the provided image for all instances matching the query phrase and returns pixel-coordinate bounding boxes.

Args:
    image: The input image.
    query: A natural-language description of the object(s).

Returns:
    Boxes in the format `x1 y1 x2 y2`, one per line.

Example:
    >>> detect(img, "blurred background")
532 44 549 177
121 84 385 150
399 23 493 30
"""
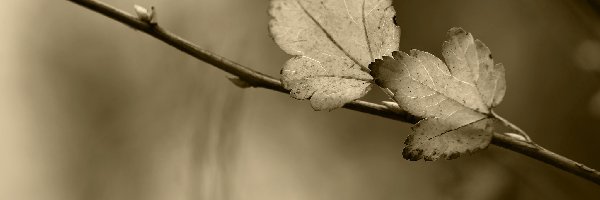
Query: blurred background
1 0 600 199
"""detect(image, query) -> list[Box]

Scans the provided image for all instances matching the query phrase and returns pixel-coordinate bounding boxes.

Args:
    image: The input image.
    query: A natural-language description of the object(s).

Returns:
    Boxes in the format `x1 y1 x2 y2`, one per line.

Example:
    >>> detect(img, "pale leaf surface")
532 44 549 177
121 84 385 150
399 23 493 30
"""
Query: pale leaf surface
370 27 506 160
270 0 400 110
403 111 493 161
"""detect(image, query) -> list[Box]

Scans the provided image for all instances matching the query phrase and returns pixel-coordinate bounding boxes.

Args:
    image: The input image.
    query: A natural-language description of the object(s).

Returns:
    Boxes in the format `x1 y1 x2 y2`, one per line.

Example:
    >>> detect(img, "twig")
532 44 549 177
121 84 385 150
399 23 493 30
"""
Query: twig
66 0 600 186
492 133 600 185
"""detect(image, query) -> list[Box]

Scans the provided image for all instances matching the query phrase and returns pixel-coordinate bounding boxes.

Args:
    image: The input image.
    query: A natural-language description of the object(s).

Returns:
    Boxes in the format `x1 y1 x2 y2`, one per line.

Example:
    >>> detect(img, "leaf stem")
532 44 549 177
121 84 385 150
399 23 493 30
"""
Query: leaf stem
66 0 600 186
491 110 532 142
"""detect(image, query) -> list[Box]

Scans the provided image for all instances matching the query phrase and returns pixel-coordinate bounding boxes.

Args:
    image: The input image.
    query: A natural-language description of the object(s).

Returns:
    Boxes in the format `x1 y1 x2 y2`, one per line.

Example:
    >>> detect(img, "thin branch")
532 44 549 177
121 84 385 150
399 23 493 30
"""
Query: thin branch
492 133 600 185
66 0 600 186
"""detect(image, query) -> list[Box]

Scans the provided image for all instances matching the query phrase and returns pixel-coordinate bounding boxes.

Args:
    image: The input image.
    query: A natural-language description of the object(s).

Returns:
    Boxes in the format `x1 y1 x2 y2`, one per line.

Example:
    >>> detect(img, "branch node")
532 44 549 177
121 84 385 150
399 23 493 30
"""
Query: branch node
381 101 404 114
133 4 157 25
227 76 253 88
503 132 529 143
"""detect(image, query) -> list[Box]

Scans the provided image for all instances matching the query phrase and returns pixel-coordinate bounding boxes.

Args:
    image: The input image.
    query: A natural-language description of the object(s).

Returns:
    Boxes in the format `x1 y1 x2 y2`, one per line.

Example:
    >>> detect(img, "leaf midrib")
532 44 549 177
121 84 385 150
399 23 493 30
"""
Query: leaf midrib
296 0 369 71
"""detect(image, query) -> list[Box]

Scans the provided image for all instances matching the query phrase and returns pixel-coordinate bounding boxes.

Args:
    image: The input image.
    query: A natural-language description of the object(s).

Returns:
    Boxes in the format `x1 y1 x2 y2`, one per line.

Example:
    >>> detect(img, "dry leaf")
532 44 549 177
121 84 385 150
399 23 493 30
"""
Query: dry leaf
370 27 506 161
269 0 400 110
404 115 495 161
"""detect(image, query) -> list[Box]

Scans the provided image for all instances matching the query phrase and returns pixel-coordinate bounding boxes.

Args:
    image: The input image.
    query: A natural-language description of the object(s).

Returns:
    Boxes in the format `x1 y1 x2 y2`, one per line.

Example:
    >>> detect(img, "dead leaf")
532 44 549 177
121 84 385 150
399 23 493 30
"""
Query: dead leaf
269 0 400 110
404 116 495 161
370 27 506 161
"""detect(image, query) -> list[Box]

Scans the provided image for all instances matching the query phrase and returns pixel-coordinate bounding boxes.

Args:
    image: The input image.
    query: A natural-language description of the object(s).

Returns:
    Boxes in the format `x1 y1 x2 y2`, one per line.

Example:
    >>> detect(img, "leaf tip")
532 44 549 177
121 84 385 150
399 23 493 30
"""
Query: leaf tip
402 147 424 161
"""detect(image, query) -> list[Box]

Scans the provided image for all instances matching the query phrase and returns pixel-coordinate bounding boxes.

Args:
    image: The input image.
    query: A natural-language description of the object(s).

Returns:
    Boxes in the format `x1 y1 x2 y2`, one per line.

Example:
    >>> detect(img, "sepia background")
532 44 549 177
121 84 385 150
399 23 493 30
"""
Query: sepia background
2 0 600 199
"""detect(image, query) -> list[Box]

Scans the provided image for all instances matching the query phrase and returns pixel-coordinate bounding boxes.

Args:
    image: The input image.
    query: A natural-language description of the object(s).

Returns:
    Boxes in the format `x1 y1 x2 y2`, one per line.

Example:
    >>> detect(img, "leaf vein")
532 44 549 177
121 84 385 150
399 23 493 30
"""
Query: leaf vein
426 117 487 141
362 0 374 61
296 0 368 71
